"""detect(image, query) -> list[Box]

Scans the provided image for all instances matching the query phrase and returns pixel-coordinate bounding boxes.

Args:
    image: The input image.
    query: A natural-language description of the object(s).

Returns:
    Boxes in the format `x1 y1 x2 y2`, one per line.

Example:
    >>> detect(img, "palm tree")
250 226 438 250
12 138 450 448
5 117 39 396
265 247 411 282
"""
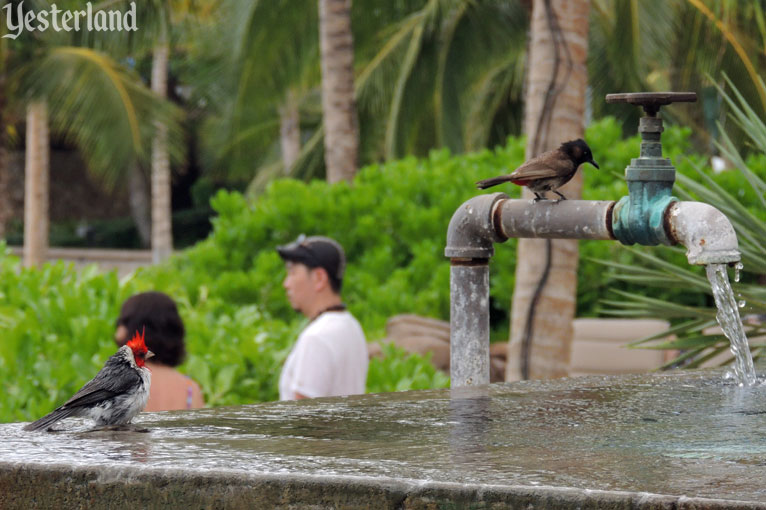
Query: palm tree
505 0 592 381
318 0 359 183
85 0 212 260
589 0 766 146
206 1 528 188
200 0 320 189
0 28 10 239
151 25 173 263
279 88 302 171
10 0 182 265
23 101 49 267
355 0 528 160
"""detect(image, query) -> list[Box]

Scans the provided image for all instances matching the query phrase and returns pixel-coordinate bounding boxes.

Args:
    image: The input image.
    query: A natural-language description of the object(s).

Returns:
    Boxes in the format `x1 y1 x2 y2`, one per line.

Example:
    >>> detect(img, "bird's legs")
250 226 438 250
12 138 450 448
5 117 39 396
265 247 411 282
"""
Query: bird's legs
553 190 567 202
532 192 547 202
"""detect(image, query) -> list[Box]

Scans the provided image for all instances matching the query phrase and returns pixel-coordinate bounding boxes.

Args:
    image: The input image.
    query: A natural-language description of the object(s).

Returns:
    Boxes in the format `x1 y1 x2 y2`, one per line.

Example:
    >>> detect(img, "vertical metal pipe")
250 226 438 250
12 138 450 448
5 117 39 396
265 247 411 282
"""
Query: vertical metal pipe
445 193 506 389
450 260 491 387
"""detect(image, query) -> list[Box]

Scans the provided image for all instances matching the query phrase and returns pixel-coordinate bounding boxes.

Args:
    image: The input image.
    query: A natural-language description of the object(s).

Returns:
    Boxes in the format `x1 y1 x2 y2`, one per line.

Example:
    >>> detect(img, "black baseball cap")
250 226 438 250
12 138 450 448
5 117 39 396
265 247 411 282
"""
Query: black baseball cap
276 234 346 284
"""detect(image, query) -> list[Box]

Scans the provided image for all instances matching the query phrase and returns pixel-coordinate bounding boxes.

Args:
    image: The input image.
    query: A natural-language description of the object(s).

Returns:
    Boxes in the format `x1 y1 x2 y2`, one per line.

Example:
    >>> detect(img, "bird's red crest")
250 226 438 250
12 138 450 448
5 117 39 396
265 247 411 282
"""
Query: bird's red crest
126 327 149 367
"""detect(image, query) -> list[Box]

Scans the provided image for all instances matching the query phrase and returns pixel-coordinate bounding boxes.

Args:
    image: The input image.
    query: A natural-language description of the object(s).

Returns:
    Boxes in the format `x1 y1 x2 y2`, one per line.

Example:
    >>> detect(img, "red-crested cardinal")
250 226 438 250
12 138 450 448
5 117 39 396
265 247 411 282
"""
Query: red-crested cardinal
24 329 153 431
476 139 599 201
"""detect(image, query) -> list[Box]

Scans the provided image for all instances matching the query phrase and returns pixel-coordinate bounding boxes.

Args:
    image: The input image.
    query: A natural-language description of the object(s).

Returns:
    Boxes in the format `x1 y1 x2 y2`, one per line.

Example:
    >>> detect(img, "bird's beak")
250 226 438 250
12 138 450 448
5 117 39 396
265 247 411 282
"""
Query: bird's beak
146 350 155 360
590 159 600 169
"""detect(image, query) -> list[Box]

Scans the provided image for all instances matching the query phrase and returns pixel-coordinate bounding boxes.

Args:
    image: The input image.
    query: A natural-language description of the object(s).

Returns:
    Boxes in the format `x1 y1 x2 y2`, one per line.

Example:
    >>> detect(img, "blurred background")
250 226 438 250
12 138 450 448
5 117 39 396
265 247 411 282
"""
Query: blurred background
1 0 763 254
2 0 766 421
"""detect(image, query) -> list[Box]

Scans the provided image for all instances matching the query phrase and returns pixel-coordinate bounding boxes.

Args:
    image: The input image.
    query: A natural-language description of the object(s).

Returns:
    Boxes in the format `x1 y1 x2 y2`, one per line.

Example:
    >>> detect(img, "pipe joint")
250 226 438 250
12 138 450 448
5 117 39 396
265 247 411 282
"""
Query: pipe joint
445 193 508 260
665 201 741 265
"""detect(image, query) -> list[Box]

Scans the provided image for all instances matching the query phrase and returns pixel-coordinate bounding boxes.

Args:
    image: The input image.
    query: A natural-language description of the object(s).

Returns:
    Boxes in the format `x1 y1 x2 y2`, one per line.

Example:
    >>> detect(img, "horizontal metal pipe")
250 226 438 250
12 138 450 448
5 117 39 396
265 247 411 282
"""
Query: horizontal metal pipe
496 199 616 241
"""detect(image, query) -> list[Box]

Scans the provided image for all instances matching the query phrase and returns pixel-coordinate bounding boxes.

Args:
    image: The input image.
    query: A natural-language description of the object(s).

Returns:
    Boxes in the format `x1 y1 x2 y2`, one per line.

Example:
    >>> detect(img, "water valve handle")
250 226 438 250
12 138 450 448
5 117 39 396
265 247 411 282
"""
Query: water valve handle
605 92 697 117
605 92 697 247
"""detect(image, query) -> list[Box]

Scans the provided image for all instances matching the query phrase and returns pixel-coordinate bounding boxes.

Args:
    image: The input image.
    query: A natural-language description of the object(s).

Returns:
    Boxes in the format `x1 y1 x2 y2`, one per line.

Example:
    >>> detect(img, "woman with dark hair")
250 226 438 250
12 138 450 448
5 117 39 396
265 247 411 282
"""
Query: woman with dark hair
115 292 205 411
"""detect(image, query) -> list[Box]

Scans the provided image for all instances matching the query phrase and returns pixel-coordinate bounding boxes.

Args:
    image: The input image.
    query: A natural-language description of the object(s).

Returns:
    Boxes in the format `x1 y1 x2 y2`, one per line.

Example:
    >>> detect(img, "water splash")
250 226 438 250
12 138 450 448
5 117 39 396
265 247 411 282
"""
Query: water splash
705 264 756 386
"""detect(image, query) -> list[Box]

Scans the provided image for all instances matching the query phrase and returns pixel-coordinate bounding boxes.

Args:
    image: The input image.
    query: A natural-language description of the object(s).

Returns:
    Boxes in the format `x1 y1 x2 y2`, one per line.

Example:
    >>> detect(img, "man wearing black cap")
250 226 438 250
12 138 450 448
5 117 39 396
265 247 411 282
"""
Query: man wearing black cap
276 235 368 400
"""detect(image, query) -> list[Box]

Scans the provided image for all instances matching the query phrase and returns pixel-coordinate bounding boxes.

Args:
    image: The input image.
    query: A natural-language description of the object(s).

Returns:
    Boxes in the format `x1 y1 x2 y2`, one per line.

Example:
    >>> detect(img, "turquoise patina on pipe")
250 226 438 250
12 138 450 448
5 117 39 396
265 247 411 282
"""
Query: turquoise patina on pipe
606 93 696 246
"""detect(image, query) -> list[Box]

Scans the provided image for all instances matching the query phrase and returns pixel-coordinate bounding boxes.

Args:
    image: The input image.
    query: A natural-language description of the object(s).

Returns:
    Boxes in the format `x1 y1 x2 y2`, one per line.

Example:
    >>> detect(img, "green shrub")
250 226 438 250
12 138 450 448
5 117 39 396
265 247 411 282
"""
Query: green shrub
367 343 450 393
0 255 136 423
151 139 528 339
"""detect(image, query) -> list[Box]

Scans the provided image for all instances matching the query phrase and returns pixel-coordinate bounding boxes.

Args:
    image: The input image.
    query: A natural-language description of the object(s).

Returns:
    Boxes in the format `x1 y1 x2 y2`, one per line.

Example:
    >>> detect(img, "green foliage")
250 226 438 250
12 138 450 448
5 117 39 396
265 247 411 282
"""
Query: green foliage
1 132 526 424
178 297 295 405
0 253 135 423
154 137 528 338
367 343 450 393
0 245 447 423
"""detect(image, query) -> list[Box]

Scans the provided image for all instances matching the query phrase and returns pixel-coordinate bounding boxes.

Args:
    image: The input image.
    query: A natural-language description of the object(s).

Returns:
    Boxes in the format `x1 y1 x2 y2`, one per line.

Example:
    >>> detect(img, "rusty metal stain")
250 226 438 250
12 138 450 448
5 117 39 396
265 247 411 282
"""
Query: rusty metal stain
605 202 616 239
492 198 507 241
663 202 678 245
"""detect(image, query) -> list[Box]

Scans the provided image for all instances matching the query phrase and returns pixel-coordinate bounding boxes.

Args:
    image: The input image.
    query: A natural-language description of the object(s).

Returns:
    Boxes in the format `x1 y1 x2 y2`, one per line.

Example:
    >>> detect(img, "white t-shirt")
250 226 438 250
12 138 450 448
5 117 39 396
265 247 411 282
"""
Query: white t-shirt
279 311 368 400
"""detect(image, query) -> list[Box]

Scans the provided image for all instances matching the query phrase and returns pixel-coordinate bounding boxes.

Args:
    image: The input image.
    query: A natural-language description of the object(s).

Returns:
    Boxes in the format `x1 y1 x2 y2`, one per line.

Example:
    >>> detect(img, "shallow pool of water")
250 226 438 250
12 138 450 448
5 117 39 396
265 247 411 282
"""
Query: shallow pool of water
3 369 766 503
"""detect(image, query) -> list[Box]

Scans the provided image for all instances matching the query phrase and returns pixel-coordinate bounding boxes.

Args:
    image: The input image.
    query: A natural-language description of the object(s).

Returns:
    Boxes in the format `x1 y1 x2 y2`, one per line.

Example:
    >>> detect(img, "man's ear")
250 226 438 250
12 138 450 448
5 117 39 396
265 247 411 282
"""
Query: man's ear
310 266 330 291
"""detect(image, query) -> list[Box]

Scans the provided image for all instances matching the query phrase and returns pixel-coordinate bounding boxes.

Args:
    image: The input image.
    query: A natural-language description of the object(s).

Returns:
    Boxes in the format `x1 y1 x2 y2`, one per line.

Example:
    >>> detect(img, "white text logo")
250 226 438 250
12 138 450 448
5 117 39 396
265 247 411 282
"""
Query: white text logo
3 1 138 40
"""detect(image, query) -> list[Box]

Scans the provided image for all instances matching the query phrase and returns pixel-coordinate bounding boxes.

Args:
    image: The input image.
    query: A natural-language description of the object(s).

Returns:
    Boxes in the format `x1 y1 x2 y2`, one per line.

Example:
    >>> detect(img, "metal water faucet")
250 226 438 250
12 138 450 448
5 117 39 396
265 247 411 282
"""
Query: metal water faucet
445 91 741 388
606 92 740 264
606 92 695 245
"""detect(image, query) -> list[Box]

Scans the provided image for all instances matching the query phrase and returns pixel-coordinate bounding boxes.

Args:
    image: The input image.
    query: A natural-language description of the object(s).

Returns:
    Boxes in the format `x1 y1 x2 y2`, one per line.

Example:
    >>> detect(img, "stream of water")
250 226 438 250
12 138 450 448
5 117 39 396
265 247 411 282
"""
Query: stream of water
705 263 757 386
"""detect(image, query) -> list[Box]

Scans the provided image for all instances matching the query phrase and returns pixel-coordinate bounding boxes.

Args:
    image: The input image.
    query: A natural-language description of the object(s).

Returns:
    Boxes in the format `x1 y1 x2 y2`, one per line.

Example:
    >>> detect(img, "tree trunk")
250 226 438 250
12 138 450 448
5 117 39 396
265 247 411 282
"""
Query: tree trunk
279 88 301 173
151 42 173 263
318 0 358 183
129 163 151 247
23 101 50 268
0 135 7 240
0 72 10 239
506 0 591 381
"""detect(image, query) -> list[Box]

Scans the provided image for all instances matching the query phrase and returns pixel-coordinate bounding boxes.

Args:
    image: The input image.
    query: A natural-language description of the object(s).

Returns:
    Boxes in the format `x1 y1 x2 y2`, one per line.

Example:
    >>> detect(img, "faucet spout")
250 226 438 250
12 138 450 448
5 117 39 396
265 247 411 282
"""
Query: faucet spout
665 201 741 265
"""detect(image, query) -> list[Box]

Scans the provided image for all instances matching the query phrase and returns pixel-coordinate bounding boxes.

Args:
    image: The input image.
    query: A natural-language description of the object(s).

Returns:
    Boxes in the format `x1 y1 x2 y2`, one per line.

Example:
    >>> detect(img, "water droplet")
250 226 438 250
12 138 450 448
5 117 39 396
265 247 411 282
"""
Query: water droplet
739 300 746 309
734 262 744 283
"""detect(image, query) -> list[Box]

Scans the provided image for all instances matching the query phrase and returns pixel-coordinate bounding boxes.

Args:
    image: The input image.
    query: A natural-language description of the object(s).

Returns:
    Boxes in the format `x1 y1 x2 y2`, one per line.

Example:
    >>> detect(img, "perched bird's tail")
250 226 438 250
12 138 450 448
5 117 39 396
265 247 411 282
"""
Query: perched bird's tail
476 175 512 189
23 406 79 431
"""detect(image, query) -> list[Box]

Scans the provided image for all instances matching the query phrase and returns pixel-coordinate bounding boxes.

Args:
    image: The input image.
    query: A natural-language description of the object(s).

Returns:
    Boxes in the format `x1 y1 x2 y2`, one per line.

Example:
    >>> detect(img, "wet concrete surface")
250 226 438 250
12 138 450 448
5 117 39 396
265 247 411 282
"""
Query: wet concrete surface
2 369 766 508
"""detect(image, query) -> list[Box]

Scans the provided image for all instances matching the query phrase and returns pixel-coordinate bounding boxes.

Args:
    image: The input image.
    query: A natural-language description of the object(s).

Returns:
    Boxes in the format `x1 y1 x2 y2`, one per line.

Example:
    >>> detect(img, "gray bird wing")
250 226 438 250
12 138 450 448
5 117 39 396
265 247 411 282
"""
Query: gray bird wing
509 156 574 180
61 351 142 409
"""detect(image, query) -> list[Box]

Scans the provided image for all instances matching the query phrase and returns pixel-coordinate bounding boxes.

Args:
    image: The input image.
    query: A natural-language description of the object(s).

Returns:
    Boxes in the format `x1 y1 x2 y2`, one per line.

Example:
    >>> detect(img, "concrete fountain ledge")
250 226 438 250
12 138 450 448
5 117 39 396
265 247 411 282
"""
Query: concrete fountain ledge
2 369 766 509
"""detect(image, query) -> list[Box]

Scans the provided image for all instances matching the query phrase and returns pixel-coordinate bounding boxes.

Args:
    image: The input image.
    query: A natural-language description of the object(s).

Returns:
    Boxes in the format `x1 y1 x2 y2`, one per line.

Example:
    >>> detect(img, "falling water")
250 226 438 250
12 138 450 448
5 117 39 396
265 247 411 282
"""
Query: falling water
705 263 757 386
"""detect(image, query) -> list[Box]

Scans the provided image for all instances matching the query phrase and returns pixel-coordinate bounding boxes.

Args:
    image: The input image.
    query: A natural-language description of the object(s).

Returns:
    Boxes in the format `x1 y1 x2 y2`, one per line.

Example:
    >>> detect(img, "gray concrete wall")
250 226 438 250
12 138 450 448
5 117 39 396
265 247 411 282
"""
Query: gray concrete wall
4 371 766 509
3 463 763 510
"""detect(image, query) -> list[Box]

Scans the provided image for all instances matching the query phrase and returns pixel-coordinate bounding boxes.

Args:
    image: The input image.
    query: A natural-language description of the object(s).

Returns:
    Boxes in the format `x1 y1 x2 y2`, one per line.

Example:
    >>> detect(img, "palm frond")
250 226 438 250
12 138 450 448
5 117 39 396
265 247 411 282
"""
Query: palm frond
14 46 183 190
627 318 716 347
685 0 766 113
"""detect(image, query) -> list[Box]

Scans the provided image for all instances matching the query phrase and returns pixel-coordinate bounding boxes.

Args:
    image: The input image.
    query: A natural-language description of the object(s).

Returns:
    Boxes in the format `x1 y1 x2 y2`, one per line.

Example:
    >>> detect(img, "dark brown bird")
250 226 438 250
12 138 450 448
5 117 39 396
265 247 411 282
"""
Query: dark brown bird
476 139 599 201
